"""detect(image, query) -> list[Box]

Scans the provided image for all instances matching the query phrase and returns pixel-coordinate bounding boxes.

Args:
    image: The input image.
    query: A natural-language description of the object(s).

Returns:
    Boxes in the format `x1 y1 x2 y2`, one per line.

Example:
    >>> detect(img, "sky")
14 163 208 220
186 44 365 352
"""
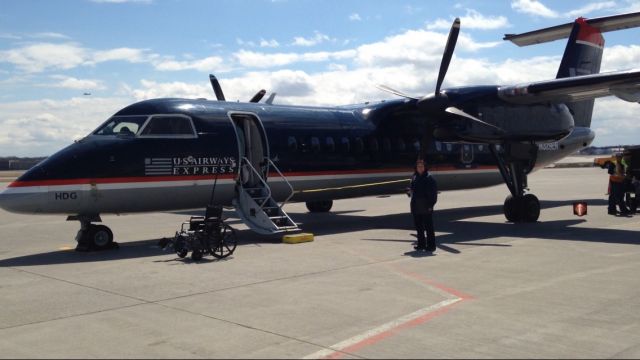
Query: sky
1 0 640 156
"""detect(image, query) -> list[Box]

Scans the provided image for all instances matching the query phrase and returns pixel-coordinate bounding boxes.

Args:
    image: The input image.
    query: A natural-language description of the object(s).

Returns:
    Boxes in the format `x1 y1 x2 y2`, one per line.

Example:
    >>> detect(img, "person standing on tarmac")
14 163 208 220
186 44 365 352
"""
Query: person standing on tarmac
608 154 631 216
409 159 438 252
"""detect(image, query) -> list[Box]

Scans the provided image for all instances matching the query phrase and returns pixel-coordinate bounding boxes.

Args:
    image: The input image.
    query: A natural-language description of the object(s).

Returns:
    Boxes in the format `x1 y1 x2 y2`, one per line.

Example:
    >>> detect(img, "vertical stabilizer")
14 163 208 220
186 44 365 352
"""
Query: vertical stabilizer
504 12 640 126
555 18 604 128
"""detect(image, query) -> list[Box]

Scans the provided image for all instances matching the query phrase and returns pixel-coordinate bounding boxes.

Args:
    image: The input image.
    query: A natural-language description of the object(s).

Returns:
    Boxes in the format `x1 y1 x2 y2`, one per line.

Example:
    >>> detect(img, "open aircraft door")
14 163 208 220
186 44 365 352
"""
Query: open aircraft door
228 112 299 234
229 112 270 185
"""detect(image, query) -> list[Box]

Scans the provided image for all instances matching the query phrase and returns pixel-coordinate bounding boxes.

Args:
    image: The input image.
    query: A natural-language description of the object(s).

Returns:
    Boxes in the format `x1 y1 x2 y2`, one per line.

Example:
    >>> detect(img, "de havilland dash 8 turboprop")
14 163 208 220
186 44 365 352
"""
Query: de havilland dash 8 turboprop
2 12 640 250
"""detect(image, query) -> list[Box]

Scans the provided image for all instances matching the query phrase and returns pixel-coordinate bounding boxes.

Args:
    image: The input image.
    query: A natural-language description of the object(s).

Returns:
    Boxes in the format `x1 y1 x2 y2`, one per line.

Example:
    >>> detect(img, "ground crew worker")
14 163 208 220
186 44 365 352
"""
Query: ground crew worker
409 159 438 252
608 154 631 215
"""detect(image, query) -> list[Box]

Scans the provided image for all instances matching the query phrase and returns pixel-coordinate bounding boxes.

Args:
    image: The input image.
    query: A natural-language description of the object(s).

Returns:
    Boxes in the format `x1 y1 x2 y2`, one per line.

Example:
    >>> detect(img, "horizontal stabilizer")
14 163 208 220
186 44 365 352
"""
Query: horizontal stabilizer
504 12 640 46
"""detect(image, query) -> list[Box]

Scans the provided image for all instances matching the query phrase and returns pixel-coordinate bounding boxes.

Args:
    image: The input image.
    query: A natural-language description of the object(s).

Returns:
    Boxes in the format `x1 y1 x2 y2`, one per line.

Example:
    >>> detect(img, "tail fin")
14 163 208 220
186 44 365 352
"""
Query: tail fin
556 18 603 128
504 12 640 128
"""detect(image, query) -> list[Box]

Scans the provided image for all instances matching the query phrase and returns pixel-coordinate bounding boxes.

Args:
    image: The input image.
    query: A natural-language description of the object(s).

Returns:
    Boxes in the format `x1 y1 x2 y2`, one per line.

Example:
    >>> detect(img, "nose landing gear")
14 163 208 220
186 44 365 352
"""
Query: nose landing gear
69 215 117 251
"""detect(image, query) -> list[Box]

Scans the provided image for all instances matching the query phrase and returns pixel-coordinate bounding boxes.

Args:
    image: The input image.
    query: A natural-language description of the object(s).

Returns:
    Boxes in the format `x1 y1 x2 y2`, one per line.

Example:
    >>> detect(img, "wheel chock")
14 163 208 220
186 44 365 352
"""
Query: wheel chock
282 233 314 244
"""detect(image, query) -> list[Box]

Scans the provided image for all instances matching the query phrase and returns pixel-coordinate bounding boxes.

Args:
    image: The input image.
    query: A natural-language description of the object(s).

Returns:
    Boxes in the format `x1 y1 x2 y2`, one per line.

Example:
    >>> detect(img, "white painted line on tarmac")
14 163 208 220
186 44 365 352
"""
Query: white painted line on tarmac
303 297 463 359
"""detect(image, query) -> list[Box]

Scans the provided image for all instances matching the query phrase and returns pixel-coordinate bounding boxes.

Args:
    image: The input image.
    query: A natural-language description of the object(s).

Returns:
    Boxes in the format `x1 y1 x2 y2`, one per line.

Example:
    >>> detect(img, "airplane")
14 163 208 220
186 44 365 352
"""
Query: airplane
2 12 640 251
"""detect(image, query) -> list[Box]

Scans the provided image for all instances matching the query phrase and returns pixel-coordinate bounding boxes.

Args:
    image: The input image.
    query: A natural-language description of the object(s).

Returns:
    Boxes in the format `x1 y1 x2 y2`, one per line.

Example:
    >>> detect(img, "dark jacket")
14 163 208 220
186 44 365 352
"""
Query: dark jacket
410 172 438 214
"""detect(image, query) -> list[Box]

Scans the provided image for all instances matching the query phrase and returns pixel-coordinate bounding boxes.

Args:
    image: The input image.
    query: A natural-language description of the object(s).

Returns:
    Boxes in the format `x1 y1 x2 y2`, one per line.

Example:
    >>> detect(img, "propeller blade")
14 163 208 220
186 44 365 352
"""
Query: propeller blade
265 92 277 105
209 74 226 101
435 18 460 96
375 84 419 100
249 89 266 103
445 107 504 133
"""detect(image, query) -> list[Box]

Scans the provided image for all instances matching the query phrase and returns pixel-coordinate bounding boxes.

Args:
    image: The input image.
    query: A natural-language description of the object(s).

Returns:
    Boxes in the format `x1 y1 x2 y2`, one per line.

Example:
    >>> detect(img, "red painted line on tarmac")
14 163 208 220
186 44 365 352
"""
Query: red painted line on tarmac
311 269 472 360
324 302 462 360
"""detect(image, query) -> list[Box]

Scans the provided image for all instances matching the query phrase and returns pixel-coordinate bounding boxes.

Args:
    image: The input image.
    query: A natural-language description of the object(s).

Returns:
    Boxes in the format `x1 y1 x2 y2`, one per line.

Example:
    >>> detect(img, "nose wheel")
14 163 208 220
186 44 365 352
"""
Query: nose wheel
72 216 117 251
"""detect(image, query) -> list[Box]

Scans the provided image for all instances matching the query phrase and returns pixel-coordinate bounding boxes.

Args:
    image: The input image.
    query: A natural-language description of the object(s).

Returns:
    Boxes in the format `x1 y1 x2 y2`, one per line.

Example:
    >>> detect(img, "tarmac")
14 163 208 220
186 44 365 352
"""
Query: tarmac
1 167 639 359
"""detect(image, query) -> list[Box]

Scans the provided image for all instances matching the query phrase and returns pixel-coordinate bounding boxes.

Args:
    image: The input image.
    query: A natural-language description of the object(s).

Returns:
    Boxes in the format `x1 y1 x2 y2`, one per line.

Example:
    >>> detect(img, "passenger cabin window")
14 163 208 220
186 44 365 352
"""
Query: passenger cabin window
354 137 364 154
325 137 335 153
382 138 392 153
93 115 148 136
139 115 196 138
340 137 350 153
311 137 321 153
288 136 298 152
368 137 379 153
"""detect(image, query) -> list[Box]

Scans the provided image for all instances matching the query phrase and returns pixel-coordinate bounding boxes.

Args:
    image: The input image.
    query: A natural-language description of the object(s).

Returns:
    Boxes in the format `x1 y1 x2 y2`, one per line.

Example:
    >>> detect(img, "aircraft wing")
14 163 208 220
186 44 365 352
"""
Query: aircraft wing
497 69 640 104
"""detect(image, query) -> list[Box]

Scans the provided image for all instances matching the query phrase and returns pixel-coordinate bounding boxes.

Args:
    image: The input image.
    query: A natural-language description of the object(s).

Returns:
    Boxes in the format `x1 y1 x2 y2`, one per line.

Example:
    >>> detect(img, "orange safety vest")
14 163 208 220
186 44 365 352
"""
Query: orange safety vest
610 161 626 183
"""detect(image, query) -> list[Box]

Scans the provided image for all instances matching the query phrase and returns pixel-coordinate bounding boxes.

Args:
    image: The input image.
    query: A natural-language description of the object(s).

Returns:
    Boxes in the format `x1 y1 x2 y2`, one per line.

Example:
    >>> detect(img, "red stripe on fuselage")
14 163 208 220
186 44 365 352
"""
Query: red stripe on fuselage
8 165 498 188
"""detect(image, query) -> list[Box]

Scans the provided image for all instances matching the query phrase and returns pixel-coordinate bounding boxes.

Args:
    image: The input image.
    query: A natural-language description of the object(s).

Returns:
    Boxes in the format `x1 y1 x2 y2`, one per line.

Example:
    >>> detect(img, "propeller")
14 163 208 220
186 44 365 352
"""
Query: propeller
209 74 269 103
375 85 419 100
209 74 225 101
265 92 277 105
373 19 504 136
445 107 504 134
376 18 460 103
249 89 266 103
434 18 460 97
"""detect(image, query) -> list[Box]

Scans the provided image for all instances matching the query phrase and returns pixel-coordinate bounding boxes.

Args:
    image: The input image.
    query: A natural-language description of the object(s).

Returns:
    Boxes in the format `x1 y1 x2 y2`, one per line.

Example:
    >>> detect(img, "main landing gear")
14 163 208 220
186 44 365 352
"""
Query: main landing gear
489 143 541 223
306 200 333 213
69 215 117 251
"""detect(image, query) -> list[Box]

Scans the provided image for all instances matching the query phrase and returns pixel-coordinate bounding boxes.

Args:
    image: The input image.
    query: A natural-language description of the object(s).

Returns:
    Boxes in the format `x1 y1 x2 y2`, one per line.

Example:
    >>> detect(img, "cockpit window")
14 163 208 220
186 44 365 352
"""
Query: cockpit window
139 115 196 138
93 116 148 136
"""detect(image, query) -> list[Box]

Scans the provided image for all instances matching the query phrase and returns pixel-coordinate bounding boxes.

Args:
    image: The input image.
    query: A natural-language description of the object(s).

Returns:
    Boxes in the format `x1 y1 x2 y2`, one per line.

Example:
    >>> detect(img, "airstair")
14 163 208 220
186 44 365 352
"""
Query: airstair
232 157 300 234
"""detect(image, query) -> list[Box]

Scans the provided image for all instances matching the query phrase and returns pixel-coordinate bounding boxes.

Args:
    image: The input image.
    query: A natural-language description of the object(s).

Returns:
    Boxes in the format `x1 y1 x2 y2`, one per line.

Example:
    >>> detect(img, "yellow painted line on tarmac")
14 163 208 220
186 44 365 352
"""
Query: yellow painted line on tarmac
299 179 410 193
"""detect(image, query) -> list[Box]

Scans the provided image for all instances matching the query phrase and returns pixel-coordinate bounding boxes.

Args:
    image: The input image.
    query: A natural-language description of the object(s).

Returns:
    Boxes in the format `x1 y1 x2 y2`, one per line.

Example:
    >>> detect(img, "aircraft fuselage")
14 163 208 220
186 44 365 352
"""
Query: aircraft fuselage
0 88 593 216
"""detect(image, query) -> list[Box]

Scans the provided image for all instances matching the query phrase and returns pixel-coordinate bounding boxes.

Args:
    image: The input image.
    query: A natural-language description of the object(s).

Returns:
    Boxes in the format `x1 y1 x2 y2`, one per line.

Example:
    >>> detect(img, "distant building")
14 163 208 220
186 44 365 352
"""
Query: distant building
0 157 47 171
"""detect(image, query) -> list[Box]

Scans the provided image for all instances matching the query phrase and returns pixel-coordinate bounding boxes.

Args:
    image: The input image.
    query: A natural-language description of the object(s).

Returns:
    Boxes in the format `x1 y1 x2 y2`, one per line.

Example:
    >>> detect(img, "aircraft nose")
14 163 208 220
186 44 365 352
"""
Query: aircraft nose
0 184 12 212
0 181 40 214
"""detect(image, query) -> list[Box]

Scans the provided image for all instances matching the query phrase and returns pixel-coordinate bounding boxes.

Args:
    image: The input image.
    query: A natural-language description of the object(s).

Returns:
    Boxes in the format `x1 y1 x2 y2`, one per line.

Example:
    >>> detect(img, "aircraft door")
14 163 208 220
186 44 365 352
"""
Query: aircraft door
229 112 269 186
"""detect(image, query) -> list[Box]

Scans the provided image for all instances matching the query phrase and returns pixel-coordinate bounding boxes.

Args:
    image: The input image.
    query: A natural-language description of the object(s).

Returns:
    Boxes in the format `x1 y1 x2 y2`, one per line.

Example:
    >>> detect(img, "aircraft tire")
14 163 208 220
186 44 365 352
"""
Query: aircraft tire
306 200 333 213
503 195 521 222
521 194 540 222
85 224 114 249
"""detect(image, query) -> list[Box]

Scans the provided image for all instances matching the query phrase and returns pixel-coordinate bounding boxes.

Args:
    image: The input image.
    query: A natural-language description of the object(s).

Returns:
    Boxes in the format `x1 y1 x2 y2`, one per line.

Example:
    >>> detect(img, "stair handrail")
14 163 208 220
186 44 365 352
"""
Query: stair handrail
265 157 295 208
240 157 272 208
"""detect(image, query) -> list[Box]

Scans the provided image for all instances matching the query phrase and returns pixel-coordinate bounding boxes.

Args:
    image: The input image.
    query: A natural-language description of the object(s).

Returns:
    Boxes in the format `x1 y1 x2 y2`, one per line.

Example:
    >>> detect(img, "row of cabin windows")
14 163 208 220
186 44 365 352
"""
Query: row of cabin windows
287 136 420 155
287 136 496 155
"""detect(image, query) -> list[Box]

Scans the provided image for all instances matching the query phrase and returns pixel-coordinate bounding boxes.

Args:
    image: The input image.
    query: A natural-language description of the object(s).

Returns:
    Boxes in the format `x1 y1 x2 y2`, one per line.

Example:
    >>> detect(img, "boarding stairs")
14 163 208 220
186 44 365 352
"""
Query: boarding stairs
232 157 299 235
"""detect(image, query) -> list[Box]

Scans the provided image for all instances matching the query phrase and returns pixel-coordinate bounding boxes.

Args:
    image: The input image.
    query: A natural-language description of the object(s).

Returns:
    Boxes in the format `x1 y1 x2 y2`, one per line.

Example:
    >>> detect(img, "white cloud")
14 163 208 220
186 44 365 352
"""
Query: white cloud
153 56 228 72
233 49 356 68
567 2 617 17
31 32 71 40
349 13 362 21
49 75 106 90
427 9 510 30
128 79 210 100
291 31 334 47
0 43 87 73
0 97 131 156
260 39 280 48
0 43 156 73
602 45 640 72
91 47 150 64
511 0 559 18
